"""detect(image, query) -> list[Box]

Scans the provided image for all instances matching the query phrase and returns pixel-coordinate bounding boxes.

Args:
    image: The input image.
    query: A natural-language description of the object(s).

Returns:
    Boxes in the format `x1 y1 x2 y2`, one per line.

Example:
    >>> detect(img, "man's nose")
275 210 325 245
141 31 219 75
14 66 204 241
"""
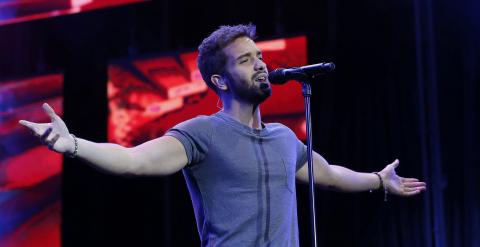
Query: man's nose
254 58 266 71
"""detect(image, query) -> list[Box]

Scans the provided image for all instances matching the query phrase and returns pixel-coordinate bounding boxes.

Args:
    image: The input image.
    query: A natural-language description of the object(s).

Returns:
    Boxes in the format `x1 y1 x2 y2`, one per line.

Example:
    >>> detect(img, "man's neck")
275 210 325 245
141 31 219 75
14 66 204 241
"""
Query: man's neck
221 98 263 130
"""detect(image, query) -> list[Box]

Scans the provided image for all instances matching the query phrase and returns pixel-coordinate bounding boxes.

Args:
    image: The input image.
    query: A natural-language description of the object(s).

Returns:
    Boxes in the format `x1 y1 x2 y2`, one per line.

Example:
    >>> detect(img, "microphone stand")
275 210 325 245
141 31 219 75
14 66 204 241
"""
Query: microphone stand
301 80 318 247
298 69 334 247
271 63 334 247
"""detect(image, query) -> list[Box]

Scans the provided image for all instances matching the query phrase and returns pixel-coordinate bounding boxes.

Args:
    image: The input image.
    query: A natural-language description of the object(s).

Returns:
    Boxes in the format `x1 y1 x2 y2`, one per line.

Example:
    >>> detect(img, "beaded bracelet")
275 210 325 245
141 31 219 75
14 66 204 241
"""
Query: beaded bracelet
67 134 78 158
373 172 388 202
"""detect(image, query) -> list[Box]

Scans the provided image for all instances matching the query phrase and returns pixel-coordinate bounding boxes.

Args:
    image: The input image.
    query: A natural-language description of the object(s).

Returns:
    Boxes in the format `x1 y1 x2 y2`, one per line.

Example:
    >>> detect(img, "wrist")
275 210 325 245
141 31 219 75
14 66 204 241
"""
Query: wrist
372 172 388 202
373 172 384 190
67 134 78 158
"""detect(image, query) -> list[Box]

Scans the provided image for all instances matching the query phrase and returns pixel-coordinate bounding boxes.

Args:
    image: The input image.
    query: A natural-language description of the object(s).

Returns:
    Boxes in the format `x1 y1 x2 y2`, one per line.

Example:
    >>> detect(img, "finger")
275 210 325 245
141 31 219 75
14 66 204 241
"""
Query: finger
43 103 58 122
401 177 419 183
403 187 420 192
46 133 60 144
47 134 60 150
404 185 426 192
404 186 426 193
409 186 427 192
19 120 38 131
19 120 52 138
50 134 60 144
40 127 53 144
403 190 423 197
404 182 426 187
20 120 42 137
391 159 399 169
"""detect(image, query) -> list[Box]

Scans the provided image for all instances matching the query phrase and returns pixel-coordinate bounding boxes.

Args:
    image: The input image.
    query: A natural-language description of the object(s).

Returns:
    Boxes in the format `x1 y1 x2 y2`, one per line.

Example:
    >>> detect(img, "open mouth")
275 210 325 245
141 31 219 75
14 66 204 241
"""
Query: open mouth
253 73 268 83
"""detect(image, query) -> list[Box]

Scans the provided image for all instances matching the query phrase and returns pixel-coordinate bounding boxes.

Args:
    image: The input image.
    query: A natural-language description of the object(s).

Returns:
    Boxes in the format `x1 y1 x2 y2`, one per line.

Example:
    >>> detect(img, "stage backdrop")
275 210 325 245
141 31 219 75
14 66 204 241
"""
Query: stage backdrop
0 73 63 247
0 0 148 26
107 36 309 146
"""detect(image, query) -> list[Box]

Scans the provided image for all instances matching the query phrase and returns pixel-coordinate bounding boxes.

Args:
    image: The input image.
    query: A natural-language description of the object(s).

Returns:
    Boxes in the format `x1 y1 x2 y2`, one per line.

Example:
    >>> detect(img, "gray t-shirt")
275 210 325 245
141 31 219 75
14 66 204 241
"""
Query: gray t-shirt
166 111 307 246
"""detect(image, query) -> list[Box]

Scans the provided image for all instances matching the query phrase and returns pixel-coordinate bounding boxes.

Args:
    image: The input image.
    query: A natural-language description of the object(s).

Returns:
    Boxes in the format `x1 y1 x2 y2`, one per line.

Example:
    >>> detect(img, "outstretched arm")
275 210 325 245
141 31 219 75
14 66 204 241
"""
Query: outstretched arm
295 152 426 197
19 103 188 176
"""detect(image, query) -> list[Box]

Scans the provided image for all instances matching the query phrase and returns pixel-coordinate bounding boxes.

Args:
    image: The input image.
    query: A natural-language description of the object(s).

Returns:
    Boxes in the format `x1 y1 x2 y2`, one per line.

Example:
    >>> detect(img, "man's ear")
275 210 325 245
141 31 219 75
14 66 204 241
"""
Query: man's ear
211 74 228 91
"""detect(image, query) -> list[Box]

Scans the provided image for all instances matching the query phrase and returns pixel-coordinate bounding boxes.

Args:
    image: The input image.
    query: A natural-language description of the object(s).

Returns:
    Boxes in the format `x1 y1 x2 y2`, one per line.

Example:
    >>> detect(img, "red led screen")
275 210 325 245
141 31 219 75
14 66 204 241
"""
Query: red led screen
0 0 147 26
107 36 308 147
0 74 63 247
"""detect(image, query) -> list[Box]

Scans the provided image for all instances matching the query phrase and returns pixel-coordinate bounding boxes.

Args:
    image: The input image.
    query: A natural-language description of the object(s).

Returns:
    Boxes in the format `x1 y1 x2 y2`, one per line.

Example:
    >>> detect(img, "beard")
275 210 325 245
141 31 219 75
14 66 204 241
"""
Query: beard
225 72 272 105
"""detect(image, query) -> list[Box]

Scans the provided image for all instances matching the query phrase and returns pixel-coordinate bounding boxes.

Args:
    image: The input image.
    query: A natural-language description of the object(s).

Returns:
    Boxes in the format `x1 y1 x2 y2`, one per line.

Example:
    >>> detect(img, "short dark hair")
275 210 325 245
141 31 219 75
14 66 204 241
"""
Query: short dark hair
197 24 257 93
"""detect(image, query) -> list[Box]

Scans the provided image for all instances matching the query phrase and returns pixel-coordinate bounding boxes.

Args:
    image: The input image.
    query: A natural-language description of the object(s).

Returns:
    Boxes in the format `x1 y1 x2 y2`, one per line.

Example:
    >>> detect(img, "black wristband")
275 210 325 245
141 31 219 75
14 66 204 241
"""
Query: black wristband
373 172 388 202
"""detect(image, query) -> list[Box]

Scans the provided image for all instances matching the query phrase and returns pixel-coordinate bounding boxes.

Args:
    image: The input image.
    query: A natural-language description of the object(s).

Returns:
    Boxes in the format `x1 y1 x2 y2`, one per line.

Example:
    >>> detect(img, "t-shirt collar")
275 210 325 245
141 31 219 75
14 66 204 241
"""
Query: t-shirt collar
214 110 269 136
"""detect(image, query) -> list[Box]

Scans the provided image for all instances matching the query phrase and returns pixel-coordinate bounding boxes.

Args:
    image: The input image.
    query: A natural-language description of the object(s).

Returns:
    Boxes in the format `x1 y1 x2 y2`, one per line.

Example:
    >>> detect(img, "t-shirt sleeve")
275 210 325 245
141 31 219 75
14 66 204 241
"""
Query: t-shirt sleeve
295 138 308 171
164 116 212 166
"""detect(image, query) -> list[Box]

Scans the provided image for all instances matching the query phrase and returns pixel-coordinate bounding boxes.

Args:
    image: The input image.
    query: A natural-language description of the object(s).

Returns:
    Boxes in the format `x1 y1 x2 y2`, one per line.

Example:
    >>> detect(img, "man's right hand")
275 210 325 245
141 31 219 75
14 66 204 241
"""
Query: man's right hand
18 103 187 176
19 103 75 155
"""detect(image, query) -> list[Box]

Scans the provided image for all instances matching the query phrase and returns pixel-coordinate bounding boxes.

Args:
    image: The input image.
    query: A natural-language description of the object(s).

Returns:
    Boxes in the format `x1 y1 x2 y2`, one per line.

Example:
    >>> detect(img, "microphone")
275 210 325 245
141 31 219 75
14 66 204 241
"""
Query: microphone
268 62 335 84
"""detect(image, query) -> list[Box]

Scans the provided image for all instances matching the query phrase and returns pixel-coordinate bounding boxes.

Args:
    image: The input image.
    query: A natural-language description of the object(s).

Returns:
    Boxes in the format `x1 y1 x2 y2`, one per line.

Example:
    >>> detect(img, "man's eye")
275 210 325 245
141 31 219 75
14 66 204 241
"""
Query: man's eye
239 59 248 64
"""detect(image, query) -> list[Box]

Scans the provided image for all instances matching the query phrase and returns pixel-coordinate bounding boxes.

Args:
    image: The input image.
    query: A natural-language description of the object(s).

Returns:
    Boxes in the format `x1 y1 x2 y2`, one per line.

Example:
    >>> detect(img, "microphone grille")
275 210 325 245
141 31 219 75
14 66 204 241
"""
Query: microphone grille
268 68 288 84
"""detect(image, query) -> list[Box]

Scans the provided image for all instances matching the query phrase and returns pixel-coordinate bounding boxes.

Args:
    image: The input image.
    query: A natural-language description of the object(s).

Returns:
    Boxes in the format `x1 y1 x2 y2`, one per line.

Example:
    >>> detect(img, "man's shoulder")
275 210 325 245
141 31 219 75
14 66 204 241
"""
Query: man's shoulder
266 122 288 128
185 114 215 123
174 114 216 129
265 122 296 136
171 113 230 136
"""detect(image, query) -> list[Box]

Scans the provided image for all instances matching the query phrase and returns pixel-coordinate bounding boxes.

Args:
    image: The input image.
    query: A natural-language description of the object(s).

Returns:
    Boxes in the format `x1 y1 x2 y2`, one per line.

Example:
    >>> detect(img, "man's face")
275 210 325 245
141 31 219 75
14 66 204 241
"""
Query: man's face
221 37 272 104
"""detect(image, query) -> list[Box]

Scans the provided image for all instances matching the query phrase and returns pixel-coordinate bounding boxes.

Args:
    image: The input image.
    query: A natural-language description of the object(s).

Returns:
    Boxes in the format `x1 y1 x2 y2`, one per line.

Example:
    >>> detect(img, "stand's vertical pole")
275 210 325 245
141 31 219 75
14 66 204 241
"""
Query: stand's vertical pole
302 82 318 247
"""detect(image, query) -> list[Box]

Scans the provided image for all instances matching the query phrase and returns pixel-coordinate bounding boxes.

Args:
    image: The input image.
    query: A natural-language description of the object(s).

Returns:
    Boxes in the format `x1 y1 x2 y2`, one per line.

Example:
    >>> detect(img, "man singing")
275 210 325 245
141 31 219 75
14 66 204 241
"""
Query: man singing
19 24 426 246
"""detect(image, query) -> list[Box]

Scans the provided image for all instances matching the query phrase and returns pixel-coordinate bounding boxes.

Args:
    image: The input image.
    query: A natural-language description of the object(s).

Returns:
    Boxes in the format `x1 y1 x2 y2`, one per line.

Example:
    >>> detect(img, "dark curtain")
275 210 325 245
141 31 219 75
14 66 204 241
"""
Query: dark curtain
296 0 480 246
0 0 478 246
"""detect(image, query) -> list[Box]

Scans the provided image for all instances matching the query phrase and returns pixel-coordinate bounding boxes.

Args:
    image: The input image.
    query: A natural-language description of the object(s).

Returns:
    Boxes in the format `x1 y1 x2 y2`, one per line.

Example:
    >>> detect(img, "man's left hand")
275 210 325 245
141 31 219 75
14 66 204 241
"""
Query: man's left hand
378 159 427 197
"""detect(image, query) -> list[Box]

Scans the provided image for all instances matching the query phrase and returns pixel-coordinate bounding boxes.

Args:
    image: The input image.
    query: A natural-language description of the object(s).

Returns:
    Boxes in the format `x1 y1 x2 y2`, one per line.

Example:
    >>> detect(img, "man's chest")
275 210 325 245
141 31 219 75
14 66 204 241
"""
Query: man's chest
198 135 297 193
